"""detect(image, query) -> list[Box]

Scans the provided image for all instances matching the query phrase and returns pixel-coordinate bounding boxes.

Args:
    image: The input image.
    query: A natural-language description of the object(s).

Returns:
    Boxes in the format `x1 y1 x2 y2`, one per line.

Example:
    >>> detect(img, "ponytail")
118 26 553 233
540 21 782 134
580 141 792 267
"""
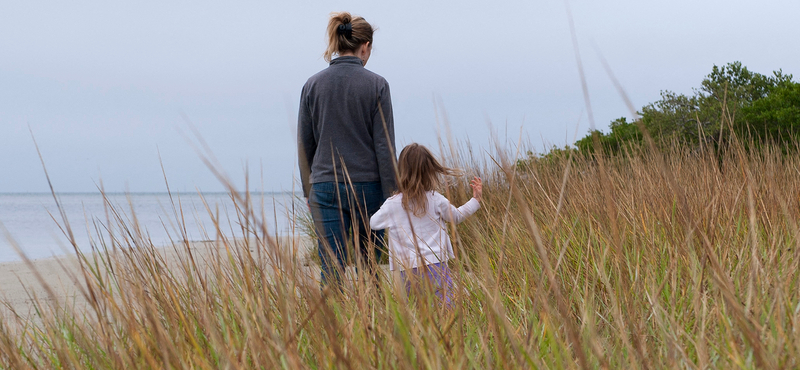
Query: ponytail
324 12 374 62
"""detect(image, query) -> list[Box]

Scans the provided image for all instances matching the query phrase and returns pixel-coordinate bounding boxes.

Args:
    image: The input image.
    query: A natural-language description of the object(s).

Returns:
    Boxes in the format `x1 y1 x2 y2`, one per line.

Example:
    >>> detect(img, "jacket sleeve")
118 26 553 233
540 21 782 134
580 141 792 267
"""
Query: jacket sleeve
372 80 397 199
369 202 392 230
436 193 480 224
297 83 316 198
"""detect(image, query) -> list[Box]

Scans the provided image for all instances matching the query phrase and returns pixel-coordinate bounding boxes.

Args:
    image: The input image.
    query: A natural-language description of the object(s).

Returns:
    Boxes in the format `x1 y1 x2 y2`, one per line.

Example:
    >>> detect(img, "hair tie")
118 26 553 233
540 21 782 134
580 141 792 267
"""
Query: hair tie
337 23 352 38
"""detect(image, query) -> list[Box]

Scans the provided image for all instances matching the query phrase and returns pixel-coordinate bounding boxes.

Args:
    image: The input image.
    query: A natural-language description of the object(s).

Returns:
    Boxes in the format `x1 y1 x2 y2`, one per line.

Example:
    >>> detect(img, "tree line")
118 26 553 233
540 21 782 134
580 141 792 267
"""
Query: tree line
562 62 800 156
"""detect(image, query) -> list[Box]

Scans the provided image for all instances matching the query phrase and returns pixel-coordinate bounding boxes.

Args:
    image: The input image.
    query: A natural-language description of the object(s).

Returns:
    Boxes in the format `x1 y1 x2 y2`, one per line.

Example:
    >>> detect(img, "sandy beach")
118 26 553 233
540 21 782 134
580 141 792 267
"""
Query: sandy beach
0 253 84 320
0 236 318 322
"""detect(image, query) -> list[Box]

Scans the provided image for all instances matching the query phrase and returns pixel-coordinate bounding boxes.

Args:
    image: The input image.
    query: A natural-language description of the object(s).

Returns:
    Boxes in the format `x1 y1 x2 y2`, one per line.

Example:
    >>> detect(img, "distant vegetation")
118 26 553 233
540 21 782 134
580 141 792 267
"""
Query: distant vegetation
546 62 800 158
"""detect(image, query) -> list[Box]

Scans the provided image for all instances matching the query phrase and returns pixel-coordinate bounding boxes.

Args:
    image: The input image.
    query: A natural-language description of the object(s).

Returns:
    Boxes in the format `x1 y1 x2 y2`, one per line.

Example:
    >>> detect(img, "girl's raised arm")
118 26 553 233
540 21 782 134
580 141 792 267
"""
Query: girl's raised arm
436 193 480 224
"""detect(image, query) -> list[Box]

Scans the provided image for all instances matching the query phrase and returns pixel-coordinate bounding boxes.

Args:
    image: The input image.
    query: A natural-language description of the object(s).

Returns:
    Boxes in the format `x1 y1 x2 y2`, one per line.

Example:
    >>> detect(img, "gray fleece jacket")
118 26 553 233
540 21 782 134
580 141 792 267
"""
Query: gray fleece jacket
297 56 397 199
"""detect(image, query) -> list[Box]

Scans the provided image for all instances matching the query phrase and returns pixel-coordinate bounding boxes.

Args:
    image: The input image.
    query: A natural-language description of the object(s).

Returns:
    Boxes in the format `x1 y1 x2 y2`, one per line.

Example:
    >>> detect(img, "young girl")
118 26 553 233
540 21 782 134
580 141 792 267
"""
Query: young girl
369 143 482 306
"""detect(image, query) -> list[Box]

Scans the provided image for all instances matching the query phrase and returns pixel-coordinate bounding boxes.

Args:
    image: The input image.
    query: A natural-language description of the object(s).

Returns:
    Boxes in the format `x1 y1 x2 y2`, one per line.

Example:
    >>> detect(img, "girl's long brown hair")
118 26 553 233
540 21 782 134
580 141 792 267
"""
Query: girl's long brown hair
397 143 458 216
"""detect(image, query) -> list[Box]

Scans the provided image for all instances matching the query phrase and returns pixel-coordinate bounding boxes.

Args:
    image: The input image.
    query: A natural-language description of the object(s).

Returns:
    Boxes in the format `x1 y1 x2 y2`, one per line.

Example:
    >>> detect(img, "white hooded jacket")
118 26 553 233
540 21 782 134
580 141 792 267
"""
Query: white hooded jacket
369 191 480 270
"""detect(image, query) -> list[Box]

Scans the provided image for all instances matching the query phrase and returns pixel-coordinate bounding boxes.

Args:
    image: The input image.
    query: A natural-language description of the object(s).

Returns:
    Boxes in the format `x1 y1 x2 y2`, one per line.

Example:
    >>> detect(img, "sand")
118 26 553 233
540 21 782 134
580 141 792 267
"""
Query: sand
0 254 84 320
0 235 405 326
0 236 319 322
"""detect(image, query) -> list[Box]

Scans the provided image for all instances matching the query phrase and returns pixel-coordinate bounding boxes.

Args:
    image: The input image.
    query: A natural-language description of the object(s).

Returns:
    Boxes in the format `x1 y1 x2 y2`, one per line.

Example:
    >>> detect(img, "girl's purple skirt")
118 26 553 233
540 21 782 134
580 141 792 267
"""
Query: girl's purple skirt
400 262 454 307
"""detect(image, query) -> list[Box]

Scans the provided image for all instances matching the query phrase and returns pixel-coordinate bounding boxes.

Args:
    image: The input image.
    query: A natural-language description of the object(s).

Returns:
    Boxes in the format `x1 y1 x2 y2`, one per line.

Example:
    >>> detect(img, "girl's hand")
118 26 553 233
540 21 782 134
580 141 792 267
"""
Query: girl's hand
470 177 483 202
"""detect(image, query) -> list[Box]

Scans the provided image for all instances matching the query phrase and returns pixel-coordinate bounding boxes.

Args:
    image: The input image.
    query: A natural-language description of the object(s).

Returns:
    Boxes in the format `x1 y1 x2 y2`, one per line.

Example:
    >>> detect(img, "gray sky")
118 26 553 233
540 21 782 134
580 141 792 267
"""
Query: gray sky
1 0 798 193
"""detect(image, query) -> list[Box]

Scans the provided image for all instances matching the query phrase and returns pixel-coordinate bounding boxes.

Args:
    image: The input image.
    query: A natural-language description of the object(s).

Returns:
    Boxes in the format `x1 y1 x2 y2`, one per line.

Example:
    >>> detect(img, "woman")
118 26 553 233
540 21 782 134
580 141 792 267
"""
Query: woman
297 12 396 287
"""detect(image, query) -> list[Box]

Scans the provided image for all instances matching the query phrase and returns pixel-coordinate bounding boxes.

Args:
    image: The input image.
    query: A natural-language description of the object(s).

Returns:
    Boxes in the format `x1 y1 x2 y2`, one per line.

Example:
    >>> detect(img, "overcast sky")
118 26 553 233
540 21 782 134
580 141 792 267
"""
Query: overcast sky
1 0 798 193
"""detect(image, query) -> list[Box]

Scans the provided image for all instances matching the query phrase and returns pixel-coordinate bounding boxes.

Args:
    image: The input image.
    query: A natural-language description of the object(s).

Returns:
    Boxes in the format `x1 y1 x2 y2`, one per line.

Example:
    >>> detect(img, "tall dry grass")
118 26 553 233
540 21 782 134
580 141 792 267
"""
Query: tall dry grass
2 137 800 369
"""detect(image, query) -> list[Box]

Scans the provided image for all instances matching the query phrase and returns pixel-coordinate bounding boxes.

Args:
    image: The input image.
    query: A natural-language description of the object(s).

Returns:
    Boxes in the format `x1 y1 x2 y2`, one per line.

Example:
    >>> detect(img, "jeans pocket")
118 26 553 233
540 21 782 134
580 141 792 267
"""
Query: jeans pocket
353 182 384 213
310 182 337 209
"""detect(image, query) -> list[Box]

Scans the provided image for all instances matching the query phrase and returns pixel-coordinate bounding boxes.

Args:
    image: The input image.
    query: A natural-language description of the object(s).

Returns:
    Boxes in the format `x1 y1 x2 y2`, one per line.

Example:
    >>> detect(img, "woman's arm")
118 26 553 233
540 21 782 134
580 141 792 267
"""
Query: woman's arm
297 83 316 198
372 80 397 199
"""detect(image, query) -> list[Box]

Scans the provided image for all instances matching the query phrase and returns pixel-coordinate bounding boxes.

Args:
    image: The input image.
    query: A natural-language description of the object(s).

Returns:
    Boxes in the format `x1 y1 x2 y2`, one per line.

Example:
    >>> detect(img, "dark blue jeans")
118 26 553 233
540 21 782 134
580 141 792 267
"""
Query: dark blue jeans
309 181 386 287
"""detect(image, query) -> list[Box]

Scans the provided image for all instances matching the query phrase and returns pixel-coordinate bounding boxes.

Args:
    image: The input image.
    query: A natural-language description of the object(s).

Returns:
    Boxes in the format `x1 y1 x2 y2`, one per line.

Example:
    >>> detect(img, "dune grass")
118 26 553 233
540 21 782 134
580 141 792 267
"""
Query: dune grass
2 135 800 369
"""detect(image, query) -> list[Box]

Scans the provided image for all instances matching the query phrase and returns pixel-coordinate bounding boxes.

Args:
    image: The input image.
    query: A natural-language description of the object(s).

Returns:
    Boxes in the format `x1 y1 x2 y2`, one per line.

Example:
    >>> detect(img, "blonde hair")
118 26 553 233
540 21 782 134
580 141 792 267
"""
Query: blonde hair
323 12 374 62
397 143 459 217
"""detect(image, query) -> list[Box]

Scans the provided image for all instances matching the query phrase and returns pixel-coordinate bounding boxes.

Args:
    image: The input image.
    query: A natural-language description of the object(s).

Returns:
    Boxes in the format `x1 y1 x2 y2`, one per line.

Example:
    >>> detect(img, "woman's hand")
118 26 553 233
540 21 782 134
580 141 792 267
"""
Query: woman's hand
470 177 483 202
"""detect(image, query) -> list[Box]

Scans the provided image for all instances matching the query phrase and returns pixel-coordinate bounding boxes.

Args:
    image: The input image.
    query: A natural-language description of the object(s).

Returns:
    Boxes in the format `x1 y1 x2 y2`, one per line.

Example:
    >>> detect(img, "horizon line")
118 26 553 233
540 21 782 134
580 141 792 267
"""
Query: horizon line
0 190 298 196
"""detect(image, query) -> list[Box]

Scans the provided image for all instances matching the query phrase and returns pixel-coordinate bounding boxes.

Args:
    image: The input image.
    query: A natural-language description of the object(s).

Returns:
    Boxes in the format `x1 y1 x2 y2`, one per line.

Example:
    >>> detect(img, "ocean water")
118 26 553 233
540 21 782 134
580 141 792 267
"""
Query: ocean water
0 192 302 263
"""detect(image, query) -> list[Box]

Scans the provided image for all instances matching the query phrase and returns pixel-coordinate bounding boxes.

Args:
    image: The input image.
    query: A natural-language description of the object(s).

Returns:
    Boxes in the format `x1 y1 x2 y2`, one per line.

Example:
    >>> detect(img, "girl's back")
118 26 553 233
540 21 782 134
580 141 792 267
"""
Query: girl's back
369 191 479 271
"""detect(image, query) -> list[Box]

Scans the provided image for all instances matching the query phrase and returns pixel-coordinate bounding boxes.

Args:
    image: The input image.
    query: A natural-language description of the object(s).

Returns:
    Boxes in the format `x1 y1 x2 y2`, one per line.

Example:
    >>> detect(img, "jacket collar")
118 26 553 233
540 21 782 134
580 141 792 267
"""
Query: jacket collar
329 56 363 67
